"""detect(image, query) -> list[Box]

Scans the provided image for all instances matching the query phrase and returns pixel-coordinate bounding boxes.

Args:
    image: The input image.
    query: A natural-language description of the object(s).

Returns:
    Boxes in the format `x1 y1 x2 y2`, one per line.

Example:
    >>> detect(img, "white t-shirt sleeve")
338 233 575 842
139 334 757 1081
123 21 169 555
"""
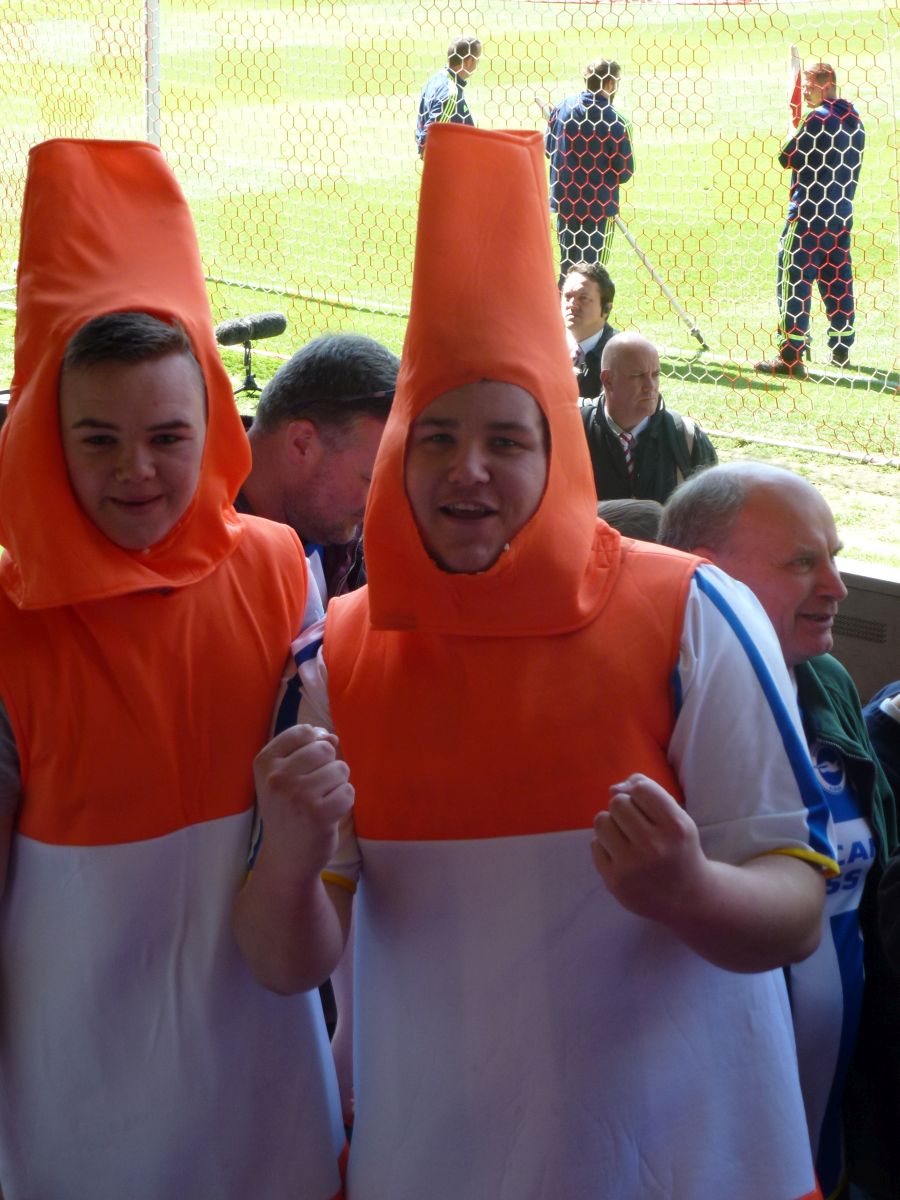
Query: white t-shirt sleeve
670 565 837 874
305 551 328 621
291 619 334 732
303 563 326 629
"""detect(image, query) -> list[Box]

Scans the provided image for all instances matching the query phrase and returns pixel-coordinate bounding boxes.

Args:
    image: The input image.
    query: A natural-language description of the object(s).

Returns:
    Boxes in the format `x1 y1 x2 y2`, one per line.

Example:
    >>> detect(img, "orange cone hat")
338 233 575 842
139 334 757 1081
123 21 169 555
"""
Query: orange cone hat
0 139 249 609
362 123 616 635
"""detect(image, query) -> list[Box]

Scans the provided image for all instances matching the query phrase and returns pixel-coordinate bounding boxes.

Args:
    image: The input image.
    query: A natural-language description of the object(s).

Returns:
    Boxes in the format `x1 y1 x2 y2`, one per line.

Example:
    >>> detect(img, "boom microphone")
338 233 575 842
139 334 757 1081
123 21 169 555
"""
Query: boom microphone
215 311 287 346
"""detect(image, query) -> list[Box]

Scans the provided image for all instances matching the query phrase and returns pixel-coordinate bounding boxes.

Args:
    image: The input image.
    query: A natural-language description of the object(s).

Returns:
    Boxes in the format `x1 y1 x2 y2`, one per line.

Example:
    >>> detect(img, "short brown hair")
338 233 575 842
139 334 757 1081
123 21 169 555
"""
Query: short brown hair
584 60 620 93
448 37 482 69
254 333 398 434
63 311 200 375
806 62 836 86
565 261 615 314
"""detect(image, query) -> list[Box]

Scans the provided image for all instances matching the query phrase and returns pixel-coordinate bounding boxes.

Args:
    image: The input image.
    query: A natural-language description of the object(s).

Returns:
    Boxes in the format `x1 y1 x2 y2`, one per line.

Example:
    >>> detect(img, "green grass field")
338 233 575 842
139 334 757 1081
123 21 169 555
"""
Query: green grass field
1 0 897 561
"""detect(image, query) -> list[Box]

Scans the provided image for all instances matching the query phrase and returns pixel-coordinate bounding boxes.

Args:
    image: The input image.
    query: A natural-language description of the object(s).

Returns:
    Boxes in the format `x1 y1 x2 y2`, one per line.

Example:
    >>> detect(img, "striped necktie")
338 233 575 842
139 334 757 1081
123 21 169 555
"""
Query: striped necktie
619 431 635 480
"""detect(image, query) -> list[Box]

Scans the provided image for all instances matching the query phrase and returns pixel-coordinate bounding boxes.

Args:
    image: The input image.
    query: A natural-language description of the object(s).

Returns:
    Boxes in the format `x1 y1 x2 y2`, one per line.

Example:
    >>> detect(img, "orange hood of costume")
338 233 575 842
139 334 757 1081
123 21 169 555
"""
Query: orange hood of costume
0 138 250 609
325 124 697 841
363 123 619 637
0 138 306 845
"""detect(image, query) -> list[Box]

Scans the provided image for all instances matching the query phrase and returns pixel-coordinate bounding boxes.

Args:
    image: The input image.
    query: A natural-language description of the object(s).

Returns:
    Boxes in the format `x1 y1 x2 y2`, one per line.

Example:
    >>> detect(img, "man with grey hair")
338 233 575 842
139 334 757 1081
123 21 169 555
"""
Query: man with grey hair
238 332 398 600
580 332 716 504
660 461 897 1200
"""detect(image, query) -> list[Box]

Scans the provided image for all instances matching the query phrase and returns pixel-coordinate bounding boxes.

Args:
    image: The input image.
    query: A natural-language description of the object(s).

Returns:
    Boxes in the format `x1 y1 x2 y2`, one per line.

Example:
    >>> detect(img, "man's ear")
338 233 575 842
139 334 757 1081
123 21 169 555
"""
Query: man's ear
602 303 614 318
284 418 319 465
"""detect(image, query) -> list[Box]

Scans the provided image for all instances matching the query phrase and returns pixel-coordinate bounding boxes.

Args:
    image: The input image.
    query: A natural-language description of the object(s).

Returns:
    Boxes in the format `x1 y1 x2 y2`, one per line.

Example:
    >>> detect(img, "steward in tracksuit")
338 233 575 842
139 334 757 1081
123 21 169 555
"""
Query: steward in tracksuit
775 95 864 368
546 80 634 285
415 40 481 158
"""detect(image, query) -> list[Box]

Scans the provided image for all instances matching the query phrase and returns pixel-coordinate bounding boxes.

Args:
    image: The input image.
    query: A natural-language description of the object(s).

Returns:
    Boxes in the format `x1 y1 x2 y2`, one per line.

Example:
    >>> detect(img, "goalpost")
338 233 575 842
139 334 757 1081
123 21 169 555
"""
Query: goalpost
144 0 161 146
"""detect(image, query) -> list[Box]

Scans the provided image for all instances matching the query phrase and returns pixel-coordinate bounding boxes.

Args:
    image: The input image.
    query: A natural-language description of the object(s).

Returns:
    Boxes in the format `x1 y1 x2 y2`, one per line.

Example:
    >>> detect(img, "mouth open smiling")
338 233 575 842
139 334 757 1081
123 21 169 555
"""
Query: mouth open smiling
439 501 498 520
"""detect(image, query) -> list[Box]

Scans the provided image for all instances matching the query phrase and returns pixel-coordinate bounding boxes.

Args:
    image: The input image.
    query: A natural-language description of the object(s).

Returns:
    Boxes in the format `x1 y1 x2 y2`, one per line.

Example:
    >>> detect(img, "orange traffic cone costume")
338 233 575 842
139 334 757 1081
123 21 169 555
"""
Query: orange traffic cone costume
0 141 344 1199
309 125 833 1199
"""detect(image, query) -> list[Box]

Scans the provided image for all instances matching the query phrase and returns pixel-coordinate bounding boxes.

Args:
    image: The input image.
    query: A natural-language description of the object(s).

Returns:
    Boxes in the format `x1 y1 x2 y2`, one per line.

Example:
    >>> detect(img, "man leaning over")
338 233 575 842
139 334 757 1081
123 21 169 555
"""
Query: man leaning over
238 333 397 602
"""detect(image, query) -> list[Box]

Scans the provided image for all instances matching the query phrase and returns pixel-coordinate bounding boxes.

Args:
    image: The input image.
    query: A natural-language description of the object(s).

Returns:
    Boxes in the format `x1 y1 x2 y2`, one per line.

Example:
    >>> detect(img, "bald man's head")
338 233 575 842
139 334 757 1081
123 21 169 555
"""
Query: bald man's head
661 463 847 666
600 334 660 431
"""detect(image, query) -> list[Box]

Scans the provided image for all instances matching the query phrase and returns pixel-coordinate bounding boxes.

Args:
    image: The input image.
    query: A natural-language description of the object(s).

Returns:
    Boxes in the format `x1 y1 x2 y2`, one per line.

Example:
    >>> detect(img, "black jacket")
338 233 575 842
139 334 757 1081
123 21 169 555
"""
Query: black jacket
574 323 616 400
580 397 717 504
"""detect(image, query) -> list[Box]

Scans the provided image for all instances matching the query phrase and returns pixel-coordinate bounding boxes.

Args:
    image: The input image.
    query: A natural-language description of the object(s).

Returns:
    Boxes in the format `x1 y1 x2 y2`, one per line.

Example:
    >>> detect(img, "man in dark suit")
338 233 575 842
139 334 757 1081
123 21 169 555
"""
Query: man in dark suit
561 261 617 400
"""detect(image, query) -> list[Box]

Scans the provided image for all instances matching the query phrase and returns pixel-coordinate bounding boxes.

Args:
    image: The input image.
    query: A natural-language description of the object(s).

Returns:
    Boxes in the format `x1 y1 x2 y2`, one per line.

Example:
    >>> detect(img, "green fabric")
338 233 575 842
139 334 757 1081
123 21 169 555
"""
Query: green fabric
795 653 896 863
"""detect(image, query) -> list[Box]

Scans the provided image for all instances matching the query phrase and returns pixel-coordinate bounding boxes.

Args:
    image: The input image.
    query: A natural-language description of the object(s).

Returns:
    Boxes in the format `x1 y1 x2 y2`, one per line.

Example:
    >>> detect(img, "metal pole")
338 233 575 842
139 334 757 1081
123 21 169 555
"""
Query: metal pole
613 215 709 351
144 0 161 146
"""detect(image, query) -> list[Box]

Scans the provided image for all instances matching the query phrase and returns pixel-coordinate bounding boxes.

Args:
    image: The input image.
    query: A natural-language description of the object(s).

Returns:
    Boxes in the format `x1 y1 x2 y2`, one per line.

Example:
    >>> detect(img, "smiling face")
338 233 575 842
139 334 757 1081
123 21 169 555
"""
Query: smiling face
706 480 847 667
59 352 207 550
404 381 549 574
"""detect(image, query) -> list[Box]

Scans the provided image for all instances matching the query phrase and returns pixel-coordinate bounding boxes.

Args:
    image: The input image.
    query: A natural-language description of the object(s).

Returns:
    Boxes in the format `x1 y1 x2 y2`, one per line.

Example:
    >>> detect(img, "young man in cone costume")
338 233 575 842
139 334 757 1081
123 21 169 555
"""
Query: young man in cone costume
236 123 835 1200
0 140 345 1199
